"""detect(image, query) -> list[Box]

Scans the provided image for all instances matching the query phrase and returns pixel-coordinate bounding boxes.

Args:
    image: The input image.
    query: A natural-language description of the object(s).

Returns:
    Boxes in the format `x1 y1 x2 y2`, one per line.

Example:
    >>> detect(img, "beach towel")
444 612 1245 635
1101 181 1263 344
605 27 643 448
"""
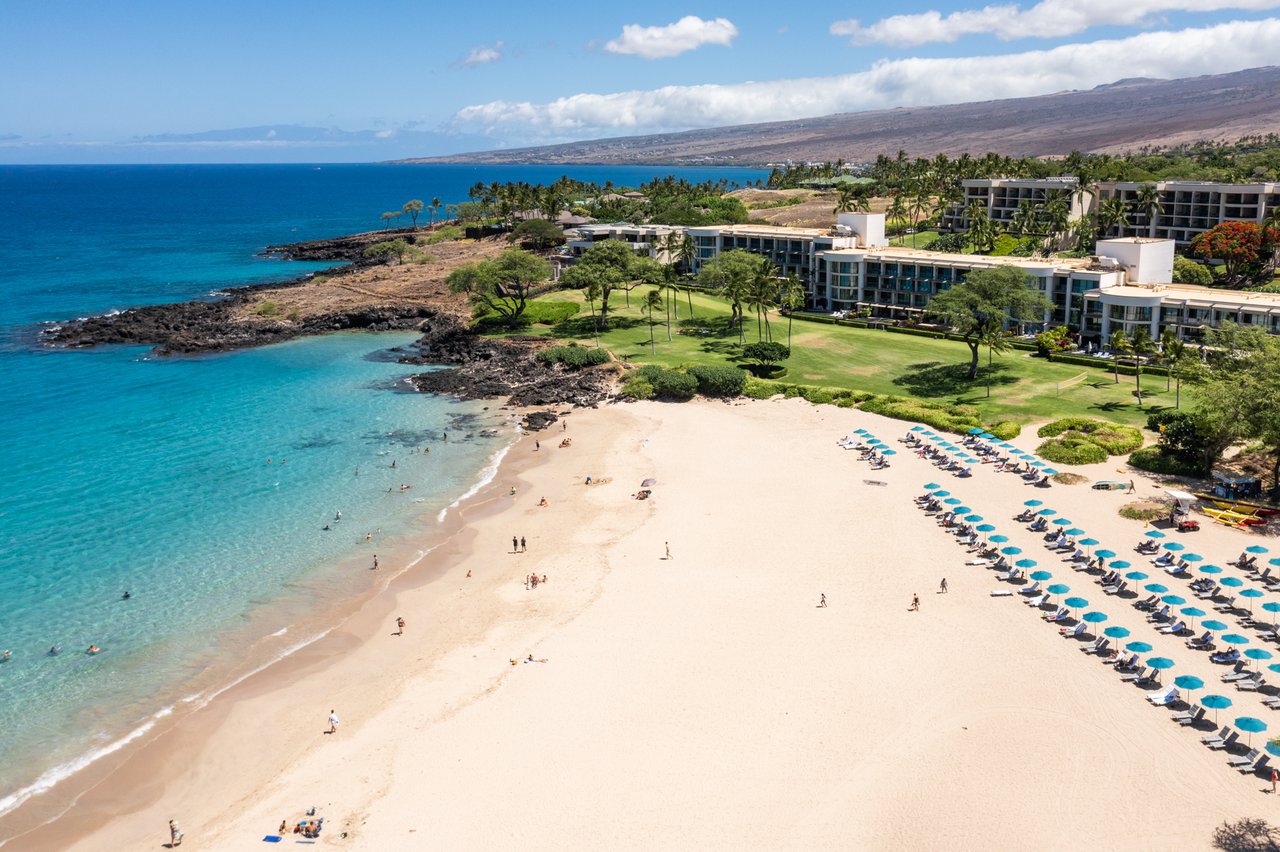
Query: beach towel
262 837 282 843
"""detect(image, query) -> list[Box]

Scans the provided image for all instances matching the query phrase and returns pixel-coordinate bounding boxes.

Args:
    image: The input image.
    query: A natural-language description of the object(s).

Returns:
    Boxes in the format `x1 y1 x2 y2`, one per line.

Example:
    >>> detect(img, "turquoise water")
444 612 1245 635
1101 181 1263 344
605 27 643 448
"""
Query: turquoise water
0 163 767 821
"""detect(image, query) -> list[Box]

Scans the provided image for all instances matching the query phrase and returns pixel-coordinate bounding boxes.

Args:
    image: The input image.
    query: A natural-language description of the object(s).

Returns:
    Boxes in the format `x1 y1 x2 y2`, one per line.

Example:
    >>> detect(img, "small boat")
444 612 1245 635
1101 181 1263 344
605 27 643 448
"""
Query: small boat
1203 507 1266 527
1194 493 1280 517
1092 480 1128 491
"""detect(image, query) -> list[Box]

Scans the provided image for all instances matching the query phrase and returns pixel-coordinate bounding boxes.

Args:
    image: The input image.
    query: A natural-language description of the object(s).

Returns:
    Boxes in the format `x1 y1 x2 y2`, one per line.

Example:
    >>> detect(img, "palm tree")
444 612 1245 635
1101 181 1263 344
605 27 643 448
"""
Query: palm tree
1010 201 1038 239
746 259 778 341
832 183 869 214
1161 330 1189 408
782 275 805 350
430 197 442 227
1095 196 1130 239
965 200 995 253
643 288 663 354
1129 327 1156 404
584 280 602 348
1043 191 1072 250
1134 184 1162 236
1109 329 1130 384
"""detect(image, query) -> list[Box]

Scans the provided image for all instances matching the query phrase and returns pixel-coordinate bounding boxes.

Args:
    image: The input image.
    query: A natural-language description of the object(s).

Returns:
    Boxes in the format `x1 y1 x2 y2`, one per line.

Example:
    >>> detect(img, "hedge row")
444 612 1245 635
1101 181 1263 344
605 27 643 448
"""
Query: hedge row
537 344 610 370
1128 447 1202 477
1036 418 1144 455
1048 352 1171 377
1037 437 1109 465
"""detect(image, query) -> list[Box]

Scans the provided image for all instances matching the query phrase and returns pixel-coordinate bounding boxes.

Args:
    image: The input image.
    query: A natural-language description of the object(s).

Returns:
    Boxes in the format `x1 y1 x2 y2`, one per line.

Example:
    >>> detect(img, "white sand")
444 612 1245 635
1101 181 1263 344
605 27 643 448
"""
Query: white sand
21 398 1278 850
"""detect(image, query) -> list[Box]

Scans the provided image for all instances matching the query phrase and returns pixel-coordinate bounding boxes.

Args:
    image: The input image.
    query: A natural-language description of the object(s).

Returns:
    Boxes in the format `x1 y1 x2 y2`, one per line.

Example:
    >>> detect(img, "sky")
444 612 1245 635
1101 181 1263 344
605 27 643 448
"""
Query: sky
4 0 1280 163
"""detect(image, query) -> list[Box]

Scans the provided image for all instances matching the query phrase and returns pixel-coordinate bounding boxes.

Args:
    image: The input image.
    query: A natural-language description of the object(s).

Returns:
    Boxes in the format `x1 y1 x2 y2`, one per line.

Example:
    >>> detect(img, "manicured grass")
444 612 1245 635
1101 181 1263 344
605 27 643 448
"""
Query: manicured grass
889 230 942 248
496 288 1187 428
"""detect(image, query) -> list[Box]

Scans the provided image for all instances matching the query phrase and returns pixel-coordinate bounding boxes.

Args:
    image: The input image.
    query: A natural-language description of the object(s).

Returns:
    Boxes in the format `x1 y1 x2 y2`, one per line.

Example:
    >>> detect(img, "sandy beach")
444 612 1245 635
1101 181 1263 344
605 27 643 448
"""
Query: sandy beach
7 397 1277 850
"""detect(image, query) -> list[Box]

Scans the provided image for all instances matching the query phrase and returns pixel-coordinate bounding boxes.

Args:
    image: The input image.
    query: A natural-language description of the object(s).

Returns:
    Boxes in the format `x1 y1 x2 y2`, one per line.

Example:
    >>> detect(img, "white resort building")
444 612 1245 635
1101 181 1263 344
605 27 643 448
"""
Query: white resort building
564 222 683 263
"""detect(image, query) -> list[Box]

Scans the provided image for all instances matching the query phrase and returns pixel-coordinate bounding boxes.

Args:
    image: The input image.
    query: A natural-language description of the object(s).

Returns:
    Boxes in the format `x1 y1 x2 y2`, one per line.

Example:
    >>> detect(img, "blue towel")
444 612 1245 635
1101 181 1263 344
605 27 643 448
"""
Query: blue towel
262 837 282 843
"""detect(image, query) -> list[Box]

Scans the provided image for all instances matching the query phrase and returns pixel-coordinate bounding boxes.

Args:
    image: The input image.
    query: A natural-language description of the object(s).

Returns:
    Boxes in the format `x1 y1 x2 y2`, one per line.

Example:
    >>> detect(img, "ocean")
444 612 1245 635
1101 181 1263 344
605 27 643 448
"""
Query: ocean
0 163 767 823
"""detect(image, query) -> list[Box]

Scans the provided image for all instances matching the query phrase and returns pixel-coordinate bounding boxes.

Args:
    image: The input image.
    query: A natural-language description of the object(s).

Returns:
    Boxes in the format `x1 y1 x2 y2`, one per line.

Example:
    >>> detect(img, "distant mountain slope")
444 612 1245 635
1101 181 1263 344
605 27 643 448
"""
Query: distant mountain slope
403 66 1280 166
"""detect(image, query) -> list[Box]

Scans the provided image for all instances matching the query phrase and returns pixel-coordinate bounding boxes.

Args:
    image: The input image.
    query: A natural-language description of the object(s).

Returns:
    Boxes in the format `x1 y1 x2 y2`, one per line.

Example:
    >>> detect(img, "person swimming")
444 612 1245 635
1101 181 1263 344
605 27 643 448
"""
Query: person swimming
48 645 61 656
121 591 131 600
1 650 10 662
87 645 100 655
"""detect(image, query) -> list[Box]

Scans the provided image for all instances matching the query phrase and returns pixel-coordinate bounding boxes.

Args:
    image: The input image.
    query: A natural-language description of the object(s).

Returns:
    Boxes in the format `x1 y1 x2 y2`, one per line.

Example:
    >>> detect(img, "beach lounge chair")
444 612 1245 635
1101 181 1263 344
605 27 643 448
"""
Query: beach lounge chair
1135 669 1161 687
1202 725 1232 745
1262 696 1280 709
1110 653 1139 670
1146 686 1180 706
1164 564 1189 577
1043 607 1070 623
1248 755 1272 776
1158 620 1188 636
1080 634 1111 652
1120 666 1150 683
1023 593 1048 608
1146 605 1171 623
989 590 1014 597
1133 595 1158 611
964 558 993 567
1173 705 1205 726
1194 585 1221 600
1102 580 1127 595
1221 662 1251 681
1186 632 1215 650
1060 622 1086 639
1214 597 1238 613
1236 674 1267 692
1228 748 1261 769
1153 553 1175 566
1019 581 1041 595
1208 731 1241 751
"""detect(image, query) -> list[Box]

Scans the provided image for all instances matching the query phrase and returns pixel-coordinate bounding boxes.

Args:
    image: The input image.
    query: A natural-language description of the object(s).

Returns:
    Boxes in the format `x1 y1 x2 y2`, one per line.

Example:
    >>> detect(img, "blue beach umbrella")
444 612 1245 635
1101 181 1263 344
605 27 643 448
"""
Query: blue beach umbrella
968 427 983 435
1202 694 1232 723
1065 596 1090 609
934 491 951 498
1043 469 1059 475
944 498 961 505
1096 549 1116 559
1147 656 1175 671
1047 583 1071 596
1125 571 1148 581
1053 518 1072 526
1182 553 1203 563
1248 545 1270 554
1082 612 1108 631
1221 633 1251 645
1024 499 1044 507
854 429 867 434
1065 528 1085 537
1145 583 1168 594
1245 649 1273 667
911 426 924 432
1162 595 1187 606
1270 664 1280 674
1030 570 1053 581
1104 626 1131 640
1235 716 1268 747
1079 538 1099 547
1144 530 1165 539
1164 542 1185 552
1198 564 1223 575
1262 601 1280 624
953 506 972 515
1175 674 1205 692
1181 606 1206 627
1110 561 1131 570
1032 461 1046 468
1242 588 1265 612
990 535 1009 543
1126 641 1154 654
1001 546 1022 555
882 449 897 456
965 514 984 522
980 432 996 440
1015 559 1038 568
1202 620 1229 631
1221 576 1245 588
1038 509 1058 516
1270 557 1280 567
976 524 996 533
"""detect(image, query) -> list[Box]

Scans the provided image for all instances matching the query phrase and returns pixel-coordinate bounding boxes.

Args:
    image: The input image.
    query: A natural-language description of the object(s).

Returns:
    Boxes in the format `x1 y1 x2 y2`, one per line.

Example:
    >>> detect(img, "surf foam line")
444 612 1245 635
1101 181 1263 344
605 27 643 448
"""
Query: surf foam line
437 440 512 524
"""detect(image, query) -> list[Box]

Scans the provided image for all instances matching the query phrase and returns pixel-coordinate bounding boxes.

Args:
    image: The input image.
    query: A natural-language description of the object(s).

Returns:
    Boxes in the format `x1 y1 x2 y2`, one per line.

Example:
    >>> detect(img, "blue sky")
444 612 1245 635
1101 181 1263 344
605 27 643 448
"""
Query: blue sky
4 0 1280 162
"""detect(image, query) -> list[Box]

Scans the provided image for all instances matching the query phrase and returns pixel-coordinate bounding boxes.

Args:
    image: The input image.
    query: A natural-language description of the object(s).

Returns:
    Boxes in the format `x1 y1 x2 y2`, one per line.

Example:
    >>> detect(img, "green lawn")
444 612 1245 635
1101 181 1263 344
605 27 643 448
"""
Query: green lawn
499 288 1187 428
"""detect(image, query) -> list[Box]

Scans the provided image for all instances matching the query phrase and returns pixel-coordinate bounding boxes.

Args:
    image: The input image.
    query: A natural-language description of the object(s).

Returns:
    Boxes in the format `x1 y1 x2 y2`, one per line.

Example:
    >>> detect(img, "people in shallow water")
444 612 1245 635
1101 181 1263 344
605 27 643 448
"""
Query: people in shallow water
121 591 131 600
1 650 10 662
48 645 61 656
87 645 100 655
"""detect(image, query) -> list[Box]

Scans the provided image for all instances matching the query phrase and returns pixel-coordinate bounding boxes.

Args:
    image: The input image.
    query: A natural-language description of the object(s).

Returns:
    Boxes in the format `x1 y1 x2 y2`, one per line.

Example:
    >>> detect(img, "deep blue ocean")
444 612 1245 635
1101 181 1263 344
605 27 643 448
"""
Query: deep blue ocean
0 163 766 820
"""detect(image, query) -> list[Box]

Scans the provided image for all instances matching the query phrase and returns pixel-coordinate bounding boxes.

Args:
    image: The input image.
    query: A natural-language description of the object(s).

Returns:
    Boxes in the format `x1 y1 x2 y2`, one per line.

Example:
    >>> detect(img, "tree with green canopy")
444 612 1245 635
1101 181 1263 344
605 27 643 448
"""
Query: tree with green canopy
402 199 424 229
741 341 790 371
964 199 996 254
1109 329 1129 384
559 239 664 327
509 218 565 250
446 248 551 329
697 249 772 343
643 288 663 354
925 266 1052 380
781 274 806 350
1128 327 1157 404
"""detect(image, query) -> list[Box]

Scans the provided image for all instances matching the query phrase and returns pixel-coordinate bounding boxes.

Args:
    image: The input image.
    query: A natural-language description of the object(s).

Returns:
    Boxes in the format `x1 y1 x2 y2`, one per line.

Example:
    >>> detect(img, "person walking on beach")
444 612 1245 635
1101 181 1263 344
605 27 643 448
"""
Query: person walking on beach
1128 479 1136 495
327 709 339 734
818 594 827 608
513 535 519 553
168 819 183 847
909 594 920 611
535 440 540 451
372 555 378 570
940 578 949 594
520 536 527 552
396 616 405 635
665 541 672 560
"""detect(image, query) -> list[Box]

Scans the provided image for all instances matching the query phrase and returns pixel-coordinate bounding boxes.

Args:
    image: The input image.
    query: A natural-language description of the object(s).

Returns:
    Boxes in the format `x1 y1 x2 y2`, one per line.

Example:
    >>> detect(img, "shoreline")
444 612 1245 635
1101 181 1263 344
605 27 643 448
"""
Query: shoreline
0 400 542 846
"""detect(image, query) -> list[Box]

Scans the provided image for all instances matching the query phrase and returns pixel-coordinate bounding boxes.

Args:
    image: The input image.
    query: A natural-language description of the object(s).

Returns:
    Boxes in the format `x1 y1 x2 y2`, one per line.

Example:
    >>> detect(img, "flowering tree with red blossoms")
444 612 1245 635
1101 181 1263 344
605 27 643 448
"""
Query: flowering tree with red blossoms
1190 221 1280 288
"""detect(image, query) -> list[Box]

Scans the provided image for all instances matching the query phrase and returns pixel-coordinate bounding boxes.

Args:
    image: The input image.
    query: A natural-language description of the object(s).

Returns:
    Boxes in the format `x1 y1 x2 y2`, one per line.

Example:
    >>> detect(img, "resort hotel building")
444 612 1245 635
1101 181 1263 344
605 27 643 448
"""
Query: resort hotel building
944 178 1280 246
682 213 1280 345
564 222 683 263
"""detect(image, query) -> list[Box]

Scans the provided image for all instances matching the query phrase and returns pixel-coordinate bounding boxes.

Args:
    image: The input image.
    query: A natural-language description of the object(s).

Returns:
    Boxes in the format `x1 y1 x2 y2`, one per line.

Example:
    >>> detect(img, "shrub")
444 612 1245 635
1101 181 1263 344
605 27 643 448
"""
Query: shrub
637 365 698 400
987 421 1022 440
425 225 465 244
923 233 968 252
474 300 578 329
254 300 280 317
689 364 747 397
1038 437 1108 465
1128 446 1203 477
741 341 791 366
537 344 610 370
1120 502 1169 522
1038 417 1101 437
742 377 784 399
619 375 654 400
1146 410 1223 474
1173 255 1214 285
1088 426 1144 455
859 395 983 434
990 234 1020 256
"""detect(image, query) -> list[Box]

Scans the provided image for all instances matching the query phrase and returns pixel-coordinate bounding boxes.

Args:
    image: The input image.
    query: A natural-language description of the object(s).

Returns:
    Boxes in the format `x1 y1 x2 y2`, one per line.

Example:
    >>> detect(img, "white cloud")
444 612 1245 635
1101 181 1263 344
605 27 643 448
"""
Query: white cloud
603 15 738 59
460 41 504 67
831 0 1280 46
454 19 1280 140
